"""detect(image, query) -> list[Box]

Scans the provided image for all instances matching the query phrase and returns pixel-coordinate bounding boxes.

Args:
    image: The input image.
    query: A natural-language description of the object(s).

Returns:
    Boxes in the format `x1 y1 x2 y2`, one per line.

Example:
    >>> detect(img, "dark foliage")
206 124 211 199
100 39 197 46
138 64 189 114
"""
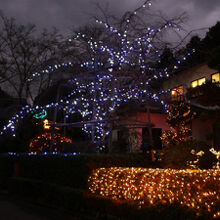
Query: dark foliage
0 153 158 190
161 140 217 169
0 115 43 153
203 21 220 50
208 46 220 71
186 35 206 64
9 177 211 220
156 48 177 69
183 21 220 68
186 80 220 106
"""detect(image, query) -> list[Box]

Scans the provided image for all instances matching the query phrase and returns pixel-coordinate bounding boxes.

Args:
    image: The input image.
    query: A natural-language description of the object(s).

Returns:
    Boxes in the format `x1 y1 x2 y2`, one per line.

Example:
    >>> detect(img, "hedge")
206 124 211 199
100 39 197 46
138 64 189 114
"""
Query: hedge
0 153 159 190
0 154 15 189
88 167 220 218
9 177 208 220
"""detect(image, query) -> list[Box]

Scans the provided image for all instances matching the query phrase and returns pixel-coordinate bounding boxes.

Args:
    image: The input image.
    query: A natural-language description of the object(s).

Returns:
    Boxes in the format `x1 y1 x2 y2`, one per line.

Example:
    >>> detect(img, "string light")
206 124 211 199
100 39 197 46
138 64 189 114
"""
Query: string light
33 110 47 119
88 167 220 218
210 148 220 169
0 0 195 149
29 132 73 153
7 152 78 156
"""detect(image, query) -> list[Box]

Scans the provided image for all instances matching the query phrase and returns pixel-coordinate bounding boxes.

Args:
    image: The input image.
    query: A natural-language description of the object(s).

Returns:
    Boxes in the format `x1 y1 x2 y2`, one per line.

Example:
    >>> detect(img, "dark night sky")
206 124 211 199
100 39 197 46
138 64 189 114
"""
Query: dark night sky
0 0 220 36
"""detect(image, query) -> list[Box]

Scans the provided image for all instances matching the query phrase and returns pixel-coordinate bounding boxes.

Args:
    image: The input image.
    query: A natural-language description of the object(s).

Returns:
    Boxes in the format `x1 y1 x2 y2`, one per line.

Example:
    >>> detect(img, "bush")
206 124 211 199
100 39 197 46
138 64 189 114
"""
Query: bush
0 154 15 189
9 177 88 211
9 177 209 220
1 153 158 190
88 167 219 219
161 140 217 169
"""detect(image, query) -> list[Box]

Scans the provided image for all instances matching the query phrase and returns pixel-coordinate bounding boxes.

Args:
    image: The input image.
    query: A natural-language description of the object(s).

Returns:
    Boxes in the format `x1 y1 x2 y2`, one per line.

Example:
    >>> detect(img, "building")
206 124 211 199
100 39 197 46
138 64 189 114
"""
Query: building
110 63 220 152
110 101 169 153
163 63 220 148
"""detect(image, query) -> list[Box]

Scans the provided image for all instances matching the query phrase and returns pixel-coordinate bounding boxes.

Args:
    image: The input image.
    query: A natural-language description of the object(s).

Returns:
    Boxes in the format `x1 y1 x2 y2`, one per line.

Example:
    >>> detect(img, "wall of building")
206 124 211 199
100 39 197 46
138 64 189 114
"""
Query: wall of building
192 118 215 146
163 63 217 92
137 112 169 131
111 112 169 152
162 63 219 147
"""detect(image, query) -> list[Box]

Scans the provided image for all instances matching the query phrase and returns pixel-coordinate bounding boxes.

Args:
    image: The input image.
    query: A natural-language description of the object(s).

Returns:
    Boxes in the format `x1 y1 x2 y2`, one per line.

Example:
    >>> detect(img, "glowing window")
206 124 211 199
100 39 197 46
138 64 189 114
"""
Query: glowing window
171 90 176 95
171 85 184 101
191 77 206 88
177 85 184 95
191 80 198 88
198 78 206 86
212 73 220 83
171 85 183 95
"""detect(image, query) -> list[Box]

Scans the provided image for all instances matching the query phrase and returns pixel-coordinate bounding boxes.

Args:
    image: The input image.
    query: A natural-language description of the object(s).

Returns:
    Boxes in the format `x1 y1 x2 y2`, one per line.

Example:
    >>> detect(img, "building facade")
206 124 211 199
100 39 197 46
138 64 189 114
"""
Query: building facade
163 63 220 148
110 63 220 152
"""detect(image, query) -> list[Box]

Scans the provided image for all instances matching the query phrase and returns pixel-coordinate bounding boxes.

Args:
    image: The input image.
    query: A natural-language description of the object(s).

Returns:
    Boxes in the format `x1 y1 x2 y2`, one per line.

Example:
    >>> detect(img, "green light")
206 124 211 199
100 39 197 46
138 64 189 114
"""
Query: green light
33 110 47 119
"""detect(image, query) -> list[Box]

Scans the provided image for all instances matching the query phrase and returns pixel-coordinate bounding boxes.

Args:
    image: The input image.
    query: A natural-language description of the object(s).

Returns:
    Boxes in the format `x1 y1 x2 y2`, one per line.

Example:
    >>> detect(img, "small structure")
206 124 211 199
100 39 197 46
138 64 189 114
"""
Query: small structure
109 100 169 153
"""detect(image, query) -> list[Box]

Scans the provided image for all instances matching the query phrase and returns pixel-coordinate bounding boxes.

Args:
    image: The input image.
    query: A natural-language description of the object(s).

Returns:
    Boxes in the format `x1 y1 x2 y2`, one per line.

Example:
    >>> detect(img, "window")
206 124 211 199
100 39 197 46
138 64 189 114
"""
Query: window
212 73 220 83
171 85 184 101
191 80 198 88
191 77 206 88
198 78 206 86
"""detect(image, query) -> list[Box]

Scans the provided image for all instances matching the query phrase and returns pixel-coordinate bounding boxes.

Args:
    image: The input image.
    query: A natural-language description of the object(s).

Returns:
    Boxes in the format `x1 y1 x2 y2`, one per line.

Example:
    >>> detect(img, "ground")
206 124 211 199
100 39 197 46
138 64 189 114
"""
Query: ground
0 193 78 220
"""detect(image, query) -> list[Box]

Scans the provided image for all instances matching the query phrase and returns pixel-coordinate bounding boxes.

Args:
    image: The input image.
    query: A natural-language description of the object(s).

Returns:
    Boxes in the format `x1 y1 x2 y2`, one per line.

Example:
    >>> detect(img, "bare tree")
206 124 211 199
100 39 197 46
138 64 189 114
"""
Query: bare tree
0 13 61 104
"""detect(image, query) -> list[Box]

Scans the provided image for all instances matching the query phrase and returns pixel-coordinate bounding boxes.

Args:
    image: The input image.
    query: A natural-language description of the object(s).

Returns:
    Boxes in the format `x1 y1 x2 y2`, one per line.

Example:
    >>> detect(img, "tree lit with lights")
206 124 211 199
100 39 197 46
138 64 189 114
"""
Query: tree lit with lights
0 1 195 151
161 102 195 146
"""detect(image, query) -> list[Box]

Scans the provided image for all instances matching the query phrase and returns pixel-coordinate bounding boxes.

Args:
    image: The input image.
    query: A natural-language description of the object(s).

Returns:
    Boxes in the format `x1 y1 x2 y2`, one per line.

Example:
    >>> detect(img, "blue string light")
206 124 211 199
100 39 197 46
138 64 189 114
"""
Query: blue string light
1 0 195 150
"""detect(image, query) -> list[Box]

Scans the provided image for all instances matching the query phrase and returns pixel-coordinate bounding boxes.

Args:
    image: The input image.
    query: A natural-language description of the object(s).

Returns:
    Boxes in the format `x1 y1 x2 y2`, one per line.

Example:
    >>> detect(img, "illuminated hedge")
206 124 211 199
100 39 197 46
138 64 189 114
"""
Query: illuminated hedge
88 167 220 218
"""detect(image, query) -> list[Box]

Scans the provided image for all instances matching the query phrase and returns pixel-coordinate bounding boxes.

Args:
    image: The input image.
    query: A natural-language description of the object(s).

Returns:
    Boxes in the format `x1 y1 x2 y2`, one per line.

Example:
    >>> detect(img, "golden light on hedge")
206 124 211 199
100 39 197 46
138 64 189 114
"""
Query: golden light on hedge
88 168 220 218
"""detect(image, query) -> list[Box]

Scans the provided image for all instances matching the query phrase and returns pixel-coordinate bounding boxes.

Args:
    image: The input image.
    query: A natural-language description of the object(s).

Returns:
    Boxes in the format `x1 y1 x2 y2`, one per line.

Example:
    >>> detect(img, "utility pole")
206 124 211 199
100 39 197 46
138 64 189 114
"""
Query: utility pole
147 106 155 161
108 123 113 153
50 82 62 153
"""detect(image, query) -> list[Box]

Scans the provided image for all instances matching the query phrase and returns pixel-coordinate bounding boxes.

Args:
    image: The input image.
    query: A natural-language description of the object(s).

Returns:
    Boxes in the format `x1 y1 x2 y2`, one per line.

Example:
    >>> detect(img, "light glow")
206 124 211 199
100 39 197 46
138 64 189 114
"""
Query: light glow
88 167 220 218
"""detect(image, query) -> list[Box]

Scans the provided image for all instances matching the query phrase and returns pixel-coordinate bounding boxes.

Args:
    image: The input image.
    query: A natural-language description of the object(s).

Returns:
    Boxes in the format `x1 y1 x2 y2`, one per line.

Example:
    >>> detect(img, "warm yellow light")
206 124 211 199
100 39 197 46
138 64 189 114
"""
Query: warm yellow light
43 119 50 130
212 73 220 83
88 167 220 218
191 80 198 88
198 77 206 86
171 90 176 95
177 85 184 95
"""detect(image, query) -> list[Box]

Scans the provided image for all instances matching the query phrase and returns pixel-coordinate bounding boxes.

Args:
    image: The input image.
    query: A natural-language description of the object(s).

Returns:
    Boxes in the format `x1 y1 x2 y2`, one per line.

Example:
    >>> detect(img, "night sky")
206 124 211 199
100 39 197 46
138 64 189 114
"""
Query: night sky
0 0 220 36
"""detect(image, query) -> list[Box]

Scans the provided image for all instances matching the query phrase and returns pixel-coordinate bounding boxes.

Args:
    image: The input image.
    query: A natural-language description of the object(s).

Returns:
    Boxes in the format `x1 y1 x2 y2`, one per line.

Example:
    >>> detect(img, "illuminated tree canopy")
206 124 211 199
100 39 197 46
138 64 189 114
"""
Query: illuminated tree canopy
0 1 195 150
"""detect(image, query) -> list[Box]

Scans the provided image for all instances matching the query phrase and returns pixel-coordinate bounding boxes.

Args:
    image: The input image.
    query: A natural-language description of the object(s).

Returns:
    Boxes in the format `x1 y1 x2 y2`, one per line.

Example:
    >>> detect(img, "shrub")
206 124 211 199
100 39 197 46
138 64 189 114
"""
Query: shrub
161 140 217 169
88 167 219 218
0 154 15 189
9 177 208 220
1 153 158 190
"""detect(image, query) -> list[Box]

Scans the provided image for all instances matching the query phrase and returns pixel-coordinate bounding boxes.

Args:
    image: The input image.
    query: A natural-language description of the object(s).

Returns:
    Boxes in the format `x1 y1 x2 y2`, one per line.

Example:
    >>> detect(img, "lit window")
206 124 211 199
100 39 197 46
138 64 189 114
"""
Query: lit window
177 85 184 95
191 80 198 88
191 77 206 88
171 85 184 101
171 90 176 95
198 78 206 86
212 73 220 83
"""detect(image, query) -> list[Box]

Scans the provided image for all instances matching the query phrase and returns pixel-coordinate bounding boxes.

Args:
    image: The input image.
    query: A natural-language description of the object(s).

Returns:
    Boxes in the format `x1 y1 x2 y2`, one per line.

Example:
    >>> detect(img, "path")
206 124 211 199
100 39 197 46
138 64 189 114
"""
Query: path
0 194 77 220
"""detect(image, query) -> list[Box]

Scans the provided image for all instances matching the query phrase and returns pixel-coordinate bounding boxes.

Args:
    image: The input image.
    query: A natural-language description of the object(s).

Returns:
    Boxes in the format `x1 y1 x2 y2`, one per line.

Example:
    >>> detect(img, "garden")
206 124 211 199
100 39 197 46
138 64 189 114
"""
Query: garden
0 0 220 219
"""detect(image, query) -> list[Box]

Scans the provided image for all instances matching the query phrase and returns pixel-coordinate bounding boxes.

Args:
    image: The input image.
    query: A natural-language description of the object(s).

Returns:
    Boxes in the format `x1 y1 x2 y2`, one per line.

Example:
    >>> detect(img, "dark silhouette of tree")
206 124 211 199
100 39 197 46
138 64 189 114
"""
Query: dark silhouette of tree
208 46 220 71
203 21 220 70
182 22 220 69
203 21 220 50
0 13 60 104
157 47 176 69
186 35 205 64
